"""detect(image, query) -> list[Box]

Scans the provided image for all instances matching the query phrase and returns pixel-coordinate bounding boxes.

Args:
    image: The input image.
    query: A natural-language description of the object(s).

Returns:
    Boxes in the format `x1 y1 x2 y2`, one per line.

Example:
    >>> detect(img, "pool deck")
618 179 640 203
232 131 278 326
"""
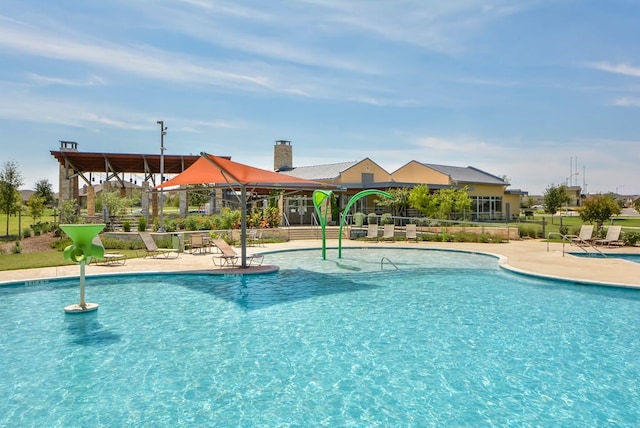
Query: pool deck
3 239 640 288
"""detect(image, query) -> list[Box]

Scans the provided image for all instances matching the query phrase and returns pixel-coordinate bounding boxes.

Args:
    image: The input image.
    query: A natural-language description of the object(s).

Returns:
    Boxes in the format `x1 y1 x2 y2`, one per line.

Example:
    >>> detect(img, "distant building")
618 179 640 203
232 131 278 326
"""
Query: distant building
276 141 527 222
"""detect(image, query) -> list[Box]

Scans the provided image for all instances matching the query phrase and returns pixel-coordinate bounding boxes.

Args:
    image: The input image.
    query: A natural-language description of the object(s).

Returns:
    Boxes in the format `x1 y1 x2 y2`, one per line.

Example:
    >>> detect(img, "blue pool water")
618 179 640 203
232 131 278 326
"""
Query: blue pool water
2 248 640 426
570 252 640 263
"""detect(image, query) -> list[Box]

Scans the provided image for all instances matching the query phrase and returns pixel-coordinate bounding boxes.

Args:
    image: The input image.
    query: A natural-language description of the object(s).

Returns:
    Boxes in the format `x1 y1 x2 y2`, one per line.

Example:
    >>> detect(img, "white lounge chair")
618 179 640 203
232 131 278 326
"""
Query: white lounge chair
366 223 379 241
594 226 624 247
569 225 594 246
382 224 395 242
405 224 417 242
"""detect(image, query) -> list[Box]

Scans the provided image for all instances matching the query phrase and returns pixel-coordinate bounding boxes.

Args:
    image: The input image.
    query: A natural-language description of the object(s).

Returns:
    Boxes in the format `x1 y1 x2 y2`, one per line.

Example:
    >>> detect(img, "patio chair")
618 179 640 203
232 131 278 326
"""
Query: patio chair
594 225 624 247
188 233 209 254
138 232 180 258
90 236 126 266
568 225 594 246
366 223 379 241
405 224 417 242
382 224 395 242
211 239 264 267
247 229 264 247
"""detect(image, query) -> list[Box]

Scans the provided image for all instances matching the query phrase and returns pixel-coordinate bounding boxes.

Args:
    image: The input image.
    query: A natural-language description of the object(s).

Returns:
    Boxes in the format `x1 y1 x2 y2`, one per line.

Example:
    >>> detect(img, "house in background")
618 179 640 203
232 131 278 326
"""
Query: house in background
276 140 527 222
392 161 525 220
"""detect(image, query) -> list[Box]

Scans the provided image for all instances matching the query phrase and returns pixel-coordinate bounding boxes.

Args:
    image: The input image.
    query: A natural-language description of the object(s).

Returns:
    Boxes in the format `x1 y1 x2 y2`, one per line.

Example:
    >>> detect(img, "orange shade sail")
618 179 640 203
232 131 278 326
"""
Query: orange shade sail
156 152 337 191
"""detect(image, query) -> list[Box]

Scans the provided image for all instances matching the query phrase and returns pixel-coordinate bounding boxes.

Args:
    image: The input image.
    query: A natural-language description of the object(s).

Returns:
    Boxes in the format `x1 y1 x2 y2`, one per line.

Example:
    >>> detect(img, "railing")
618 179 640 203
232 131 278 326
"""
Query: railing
381 257 399 270
546 232 606 257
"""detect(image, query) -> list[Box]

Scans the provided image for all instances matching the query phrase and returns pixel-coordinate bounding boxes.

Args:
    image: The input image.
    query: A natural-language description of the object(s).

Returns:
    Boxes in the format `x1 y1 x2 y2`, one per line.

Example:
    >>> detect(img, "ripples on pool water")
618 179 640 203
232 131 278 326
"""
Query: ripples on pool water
2 248 640 426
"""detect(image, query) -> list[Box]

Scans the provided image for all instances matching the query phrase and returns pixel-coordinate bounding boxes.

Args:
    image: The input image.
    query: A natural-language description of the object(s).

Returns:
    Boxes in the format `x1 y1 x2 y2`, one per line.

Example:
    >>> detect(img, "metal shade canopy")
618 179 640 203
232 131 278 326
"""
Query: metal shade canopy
156 152 337 267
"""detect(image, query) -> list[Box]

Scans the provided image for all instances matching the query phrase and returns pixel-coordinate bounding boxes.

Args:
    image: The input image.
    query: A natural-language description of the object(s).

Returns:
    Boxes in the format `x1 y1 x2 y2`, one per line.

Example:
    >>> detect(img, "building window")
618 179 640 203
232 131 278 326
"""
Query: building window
361 173 373 184
471 196 503 220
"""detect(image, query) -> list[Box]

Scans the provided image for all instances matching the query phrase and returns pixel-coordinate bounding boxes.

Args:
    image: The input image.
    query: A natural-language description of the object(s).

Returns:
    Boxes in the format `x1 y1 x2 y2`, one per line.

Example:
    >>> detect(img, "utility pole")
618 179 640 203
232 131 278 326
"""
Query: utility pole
157 120 167 232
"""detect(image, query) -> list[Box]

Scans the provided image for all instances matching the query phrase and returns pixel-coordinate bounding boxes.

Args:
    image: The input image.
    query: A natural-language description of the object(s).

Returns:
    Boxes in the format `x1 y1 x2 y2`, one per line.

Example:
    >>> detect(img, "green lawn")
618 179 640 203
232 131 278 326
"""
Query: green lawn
518 214 640 240
0 210 58 239
0 249 142 271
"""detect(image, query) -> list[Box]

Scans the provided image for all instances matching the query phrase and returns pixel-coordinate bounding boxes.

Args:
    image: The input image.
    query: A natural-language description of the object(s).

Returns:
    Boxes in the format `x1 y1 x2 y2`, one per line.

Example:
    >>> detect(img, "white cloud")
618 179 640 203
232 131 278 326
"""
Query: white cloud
612 97 640 107
590 62 640 78
27 73 105 87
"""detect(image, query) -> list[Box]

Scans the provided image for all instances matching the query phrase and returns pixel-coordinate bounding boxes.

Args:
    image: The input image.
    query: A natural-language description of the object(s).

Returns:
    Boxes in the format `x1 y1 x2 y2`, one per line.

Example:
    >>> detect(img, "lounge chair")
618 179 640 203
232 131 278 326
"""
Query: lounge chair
211 239 264 267
568 225 594 246
366 223 379 241
91 236 126 266
405 224 417 242
594 225 624 247
382 224 395 242
138 232 180 258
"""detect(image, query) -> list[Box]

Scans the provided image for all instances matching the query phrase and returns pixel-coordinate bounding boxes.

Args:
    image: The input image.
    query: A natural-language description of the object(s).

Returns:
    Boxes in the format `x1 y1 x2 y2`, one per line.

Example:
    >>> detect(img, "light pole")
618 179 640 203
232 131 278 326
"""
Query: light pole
157 120 167 232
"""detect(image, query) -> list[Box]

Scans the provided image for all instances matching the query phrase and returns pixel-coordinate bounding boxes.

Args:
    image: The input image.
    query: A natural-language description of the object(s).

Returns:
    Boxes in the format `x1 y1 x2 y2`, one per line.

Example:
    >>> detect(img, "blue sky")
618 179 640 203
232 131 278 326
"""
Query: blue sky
1 0 639 195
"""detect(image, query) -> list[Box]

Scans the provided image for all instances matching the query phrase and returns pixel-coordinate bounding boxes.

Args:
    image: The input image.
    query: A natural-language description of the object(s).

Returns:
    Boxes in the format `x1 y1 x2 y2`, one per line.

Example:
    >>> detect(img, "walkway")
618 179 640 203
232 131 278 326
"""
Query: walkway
2 239 640 288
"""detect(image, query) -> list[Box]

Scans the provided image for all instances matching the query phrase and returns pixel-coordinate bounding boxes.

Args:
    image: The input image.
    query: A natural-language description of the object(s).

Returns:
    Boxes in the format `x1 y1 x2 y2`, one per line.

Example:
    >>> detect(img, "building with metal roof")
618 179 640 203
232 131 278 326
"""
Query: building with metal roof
275 141 527 221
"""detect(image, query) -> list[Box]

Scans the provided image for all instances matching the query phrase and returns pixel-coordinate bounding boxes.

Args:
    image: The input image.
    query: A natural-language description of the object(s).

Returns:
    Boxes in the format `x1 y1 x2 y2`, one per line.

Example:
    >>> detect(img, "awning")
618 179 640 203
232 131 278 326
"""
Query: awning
156 152 337 268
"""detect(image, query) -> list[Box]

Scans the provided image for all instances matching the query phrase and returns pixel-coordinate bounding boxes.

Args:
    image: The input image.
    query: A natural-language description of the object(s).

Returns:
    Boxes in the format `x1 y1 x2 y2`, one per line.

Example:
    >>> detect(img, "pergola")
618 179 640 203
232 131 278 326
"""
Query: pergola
50 149 201 187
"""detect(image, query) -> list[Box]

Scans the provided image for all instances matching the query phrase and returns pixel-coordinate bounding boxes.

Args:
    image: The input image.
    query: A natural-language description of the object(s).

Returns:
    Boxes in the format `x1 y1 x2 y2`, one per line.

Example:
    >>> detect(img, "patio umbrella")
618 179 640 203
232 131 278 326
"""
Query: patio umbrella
157 152 337 267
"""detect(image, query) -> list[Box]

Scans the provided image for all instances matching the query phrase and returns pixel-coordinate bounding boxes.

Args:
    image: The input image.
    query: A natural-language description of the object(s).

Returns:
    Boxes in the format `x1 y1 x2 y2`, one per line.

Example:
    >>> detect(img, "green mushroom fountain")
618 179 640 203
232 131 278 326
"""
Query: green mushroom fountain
60 224 106 313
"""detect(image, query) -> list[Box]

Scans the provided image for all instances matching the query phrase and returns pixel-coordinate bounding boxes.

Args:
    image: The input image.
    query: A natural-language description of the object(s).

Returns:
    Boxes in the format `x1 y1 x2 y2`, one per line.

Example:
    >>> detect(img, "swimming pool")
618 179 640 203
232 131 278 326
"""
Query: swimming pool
570 252 640 263
2 248 640 426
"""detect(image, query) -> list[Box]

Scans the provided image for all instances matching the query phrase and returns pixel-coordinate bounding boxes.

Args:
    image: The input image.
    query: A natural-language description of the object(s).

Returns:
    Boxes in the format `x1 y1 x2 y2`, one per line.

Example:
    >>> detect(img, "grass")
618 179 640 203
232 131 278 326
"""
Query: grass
519 214 640 240
0 249 142 271
0 210 58 240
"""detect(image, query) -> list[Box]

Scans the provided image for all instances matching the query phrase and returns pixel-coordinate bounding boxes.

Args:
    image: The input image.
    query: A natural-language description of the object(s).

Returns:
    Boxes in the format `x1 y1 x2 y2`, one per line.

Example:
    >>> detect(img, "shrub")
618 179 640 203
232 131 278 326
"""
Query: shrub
138 217 147 232
51 237 72 251
23 228 32 239
380 213 393 225
367 213 378 225
517 225 538 239
122 219 131 232
623 232 640 247
11 241 22 254
101 236 145 250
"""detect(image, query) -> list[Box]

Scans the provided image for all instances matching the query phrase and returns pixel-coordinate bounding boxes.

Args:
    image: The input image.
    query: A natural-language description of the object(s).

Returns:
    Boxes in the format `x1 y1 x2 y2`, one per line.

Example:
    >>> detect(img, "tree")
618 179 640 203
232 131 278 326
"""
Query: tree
431 187 472 220
408 185 434 217
188 188 210 208
59 199 79 224
0 161 24 236
34 179 55 207
99 189 133 217
524 196 534 208
27 194 46 224
376 188 410 217
408 185 472 220
580 194 622 231
543 184 568 215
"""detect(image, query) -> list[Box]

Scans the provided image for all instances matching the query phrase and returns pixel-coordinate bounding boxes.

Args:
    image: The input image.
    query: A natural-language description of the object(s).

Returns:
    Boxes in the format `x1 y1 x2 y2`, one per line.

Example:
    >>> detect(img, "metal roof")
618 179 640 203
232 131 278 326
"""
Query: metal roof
421 163 506 185
278 161 359 181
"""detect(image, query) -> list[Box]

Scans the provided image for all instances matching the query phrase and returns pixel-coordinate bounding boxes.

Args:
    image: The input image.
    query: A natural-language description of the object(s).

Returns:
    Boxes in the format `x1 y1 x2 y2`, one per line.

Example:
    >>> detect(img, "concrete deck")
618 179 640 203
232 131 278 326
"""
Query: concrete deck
2 239 640 288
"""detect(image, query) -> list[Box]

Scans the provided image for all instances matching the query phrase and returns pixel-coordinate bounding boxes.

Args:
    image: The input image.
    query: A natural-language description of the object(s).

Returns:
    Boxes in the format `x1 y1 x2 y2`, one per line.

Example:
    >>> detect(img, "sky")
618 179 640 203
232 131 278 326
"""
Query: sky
1 0 639 196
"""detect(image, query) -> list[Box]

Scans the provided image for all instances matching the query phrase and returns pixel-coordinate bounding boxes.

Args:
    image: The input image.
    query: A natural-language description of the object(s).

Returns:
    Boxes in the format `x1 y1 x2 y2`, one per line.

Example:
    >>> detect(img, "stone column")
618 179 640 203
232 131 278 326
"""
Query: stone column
87 185 96 217
179 186 188 216
141 182 150 218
